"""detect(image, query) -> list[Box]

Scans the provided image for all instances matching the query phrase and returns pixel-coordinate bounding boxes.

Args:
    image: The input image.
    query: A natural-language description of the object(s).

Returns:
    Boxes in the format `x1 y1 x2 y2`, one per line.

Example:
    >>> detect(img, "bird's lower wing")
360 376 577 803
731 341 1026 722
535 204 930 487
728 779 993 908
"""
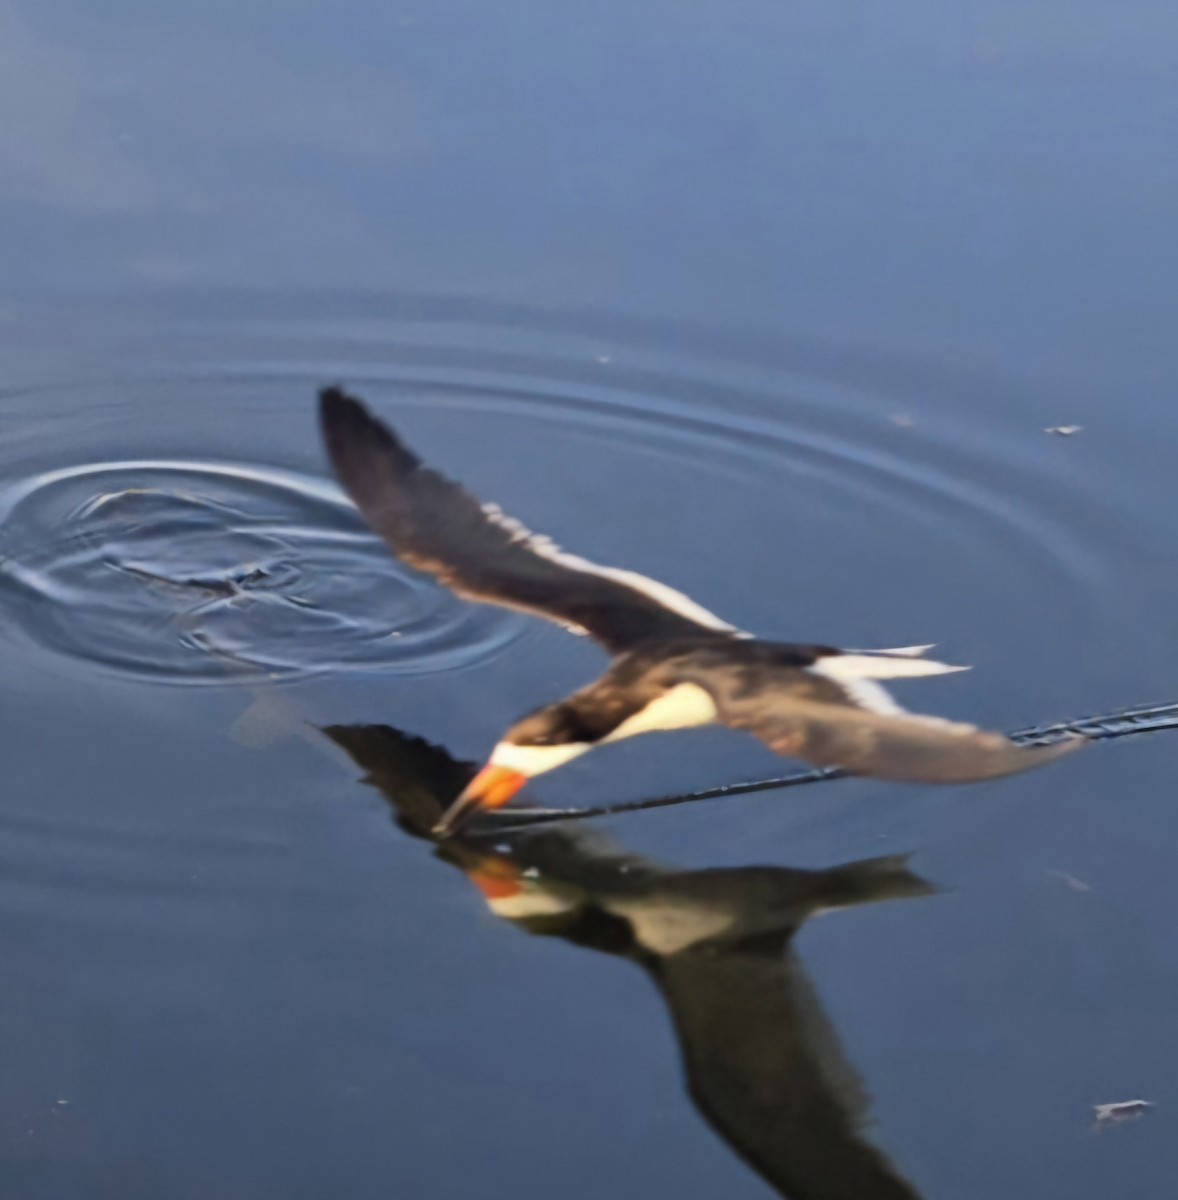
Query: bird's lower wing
318 388 739 654
744 699 1080 782
676 661 1082 783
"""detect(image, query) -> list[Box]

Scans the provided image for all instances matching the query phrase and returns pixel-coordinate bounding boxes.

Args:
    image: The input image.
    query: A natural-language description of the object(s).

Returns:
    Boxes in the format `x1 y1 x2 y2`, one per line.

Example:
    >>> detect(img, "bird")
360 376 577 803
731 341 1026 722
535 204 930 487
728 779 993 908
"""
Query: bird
317 386 1082 835
323 718 933 1199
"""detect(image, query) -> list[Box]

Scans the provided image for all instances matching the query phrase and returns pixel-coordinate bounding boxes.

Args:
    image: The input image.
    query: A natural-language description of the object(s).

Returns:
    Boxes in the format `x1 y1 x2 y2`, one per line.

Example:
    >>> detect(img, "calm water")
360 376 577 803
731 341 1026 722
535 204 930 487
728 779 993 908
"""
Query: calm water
2 3 1177 1197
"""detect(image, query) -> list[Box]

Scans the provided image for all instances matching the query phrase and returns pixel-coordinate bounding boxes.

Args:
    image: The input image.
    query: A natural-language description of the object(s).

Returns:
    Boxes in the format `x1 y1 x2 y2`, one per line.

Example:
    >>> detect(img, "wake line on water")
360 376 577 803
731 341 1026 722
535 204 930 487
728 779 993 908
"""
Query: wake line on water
494 701 1178 828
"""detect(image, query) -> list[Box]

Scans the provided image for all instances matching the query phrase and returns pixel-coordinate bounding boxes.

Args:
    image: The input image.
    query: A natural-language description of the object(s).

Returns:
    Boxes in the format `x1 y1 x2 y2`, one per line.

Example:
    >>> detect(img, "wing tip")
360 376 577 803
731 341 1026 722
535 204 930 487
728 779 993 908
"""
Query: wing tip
956 728 1087 782
836 721 1087 784
317 384 421 481
1016 732 1088 765
318 384 372 436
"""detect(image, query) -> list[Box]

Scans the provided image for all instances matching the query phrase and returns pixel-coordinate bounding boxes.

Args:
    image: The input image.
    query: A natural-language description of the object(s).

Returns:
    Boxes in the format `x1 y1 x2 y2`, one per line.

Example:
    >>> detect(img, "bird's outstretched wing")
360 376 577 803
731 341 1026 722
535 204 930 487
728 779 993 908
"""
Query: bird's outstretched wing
670 655 1083 784
318 388 739 655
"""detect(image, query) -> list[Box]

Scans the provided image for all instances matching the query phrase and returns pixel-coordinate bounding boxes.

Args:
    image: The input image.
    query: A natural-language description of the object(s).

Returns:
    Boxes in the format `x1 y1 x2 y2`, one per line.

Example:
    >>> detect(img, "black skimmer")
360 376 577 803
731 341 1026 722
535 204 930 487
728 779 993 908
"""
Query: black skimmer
318 387 1082 835
324 719 933 1198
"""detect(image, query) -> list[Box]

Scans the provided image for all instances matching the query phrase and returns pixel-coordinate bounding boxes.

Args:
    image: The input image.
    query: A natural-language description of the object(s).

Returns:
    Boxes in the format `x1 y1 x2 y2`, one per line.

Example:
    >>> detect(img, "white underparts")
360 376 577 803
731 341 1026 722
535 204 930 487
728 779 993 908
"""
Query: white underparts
481 502 740 634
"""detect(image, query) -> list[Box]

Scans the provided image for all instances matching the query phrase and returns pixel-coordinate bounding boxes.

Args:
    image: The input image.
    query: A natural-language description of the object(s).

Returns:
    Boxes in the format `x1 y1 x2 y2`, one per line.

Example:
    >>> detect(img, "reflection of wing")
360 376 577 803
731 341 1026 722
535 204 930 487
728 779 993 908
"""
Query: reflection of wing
655 948 921 1200
318 388 739 654
673 657 1083 784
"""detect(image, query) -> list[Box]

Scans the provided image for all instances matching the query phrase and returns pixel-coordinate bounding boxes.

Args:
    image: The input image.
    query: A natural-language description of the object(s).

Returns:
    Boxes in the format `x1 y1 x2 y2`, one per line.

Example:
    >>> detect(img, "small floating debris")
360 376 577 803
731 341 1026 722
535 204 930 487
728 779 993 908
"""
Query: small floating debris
1045 425 1082 436
1045 868 1092 892
1093 1099 1153 1129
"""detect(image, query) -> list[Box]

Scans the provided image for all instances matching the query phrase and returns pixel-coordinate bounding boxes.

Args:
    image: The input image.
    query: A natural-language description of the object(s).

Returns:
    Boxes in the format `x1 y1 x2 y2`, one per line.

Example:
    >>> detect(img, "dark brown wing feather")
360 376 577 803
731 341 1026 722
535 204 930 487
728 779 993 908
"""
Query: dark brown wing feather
318 388 736 655
670 657 1084 783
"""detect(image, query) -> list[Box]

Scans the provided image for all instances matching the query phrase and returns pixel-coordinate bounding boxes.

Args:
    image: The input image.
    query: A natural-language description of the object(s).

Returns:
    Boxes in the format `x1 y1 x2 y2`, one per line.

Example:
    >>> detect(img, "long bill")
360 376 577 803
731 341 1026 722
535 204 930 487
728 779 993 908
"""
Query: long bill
432 764 529 837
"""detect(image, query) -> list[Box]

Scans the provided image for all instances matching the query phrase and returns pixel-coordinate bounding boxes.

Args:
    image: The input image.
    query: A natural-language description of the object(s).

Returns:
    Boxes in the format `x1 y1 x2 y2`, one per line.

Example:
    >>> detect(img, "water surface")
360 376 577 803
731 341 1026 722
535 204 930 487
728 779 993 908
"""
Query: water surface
1 3 1176 1197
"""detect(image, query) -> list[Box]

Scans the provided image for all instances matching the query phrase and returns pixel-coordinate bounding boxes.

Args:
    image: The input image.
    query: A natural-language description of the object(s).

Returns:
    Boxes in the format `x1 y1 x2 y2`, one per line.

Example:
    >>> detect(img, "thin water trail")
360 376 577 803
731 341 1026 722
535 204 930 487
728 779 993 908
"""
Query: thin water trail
476 700 1178 829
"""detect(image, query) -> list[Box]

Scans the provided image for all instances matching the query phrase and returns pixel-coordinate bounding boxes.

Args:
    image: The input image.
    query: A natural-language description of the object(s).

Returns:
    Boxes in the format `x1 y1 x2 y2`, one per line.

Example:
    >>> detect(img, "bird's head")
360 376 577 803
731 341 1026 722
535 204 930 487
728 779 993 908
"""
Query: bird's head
431 678 719 837
432 701 606 837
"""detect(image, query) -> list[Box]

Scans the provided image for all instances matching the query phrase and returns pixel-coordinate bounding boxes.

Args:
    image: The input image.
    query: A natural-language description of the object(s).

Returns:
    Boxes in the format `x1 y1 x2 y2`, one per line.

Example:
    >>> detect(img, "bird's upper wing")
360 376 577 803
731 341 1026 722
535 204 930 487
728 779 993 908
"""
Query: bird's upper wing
318 388 740 655
668 653 1084 784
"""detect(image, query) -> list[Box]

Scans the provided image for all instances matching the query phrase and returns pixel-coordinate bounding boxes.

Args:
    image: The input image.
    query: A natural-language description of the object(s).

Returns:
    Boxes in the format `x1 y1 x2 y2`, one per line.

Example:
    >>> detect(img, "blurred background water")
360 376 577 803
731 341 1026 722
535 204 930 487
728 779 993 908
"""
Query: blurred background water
0 3 1176 1196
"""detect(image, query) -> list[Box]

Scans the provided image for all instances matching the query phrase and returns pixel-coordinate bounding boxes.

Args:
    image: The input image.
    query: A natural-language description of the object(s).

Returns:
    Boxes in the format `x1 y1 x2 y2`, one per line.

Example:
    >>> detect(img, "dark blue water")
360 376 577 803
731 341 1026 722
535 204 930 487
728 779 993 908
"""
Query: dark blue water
1 3 1176 1196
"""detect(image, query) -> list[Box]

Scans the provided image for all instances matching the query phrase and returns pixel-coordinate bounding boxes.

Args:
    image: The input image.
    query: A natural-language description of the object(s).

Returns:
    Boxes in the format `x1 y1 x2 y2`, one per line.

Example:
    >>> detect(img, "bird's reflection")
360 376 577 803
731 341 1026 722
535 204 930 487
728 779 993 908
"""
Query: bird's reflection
323 722 933 1200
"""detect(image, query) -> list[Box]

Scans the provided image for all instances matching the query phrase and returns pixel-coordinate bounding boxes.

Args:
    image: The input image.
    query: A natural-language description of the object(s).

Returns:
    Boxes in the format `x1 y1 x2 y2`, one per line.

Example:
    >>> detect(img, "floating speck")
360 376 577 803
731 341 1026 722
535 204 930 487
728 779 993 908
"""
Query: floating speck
1046 868 1092 892
1094 1099 1153 1129
1045 425 1082 436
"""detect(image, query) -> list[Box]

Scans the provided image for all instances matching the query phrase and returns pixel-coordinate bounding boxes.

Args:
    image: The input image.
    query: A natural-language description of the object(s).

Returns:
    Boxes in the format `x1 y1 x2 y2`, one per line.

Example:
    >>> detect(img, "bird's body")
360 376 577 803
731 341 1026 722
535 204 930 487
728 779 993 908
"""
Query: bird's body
318 387 1081 833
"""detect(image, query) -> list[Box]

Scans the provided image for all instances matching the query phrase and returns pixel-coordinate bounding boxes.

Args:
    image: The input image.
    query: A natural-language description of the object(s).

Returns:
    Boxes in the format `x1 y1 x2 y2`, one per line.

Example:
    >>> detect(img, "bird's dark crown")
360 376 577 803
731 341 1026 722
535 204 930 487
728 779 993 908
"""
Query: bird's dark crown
507 703 605 747
507 690 645 747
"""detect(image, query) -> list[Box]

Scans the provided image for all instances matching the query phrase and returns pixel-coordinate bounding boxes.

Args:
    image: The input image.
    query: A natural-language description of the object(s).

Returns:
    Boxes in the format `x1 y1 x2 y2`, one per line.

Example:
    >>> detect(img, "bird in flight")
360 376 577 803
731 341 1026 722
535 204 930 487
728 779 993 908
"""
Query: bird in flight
318 387 1081 835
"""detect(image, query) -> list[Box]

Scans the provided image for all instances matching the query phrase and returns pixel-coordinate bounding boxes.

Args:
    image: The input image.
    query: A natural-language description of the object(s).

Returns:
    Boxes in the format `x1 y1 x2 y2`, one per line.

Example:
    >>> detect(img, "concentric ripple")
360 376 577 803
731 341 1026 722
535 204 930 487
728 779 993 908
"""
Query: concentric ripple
0 458 526 683
0 294 1143 694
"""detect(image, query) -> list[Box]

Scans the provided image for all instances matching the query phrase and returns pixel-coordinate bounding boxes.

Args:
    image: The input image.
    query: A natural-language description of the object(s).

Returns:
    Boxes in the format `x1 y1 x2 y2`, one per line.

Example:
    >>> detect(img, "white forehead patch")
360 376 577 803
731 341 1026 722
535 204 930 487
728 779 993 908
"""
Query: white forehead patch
489 739 591 776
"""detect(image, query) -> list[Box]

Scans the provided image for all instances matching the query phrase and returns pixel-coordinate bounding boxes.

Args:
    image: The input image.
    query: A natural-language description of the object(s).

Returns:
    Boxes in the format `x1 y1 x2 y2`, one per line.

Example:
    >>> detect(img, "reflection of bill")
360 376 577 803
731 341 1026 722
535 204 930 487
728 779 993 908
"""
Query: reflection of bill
324 722 933 1200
